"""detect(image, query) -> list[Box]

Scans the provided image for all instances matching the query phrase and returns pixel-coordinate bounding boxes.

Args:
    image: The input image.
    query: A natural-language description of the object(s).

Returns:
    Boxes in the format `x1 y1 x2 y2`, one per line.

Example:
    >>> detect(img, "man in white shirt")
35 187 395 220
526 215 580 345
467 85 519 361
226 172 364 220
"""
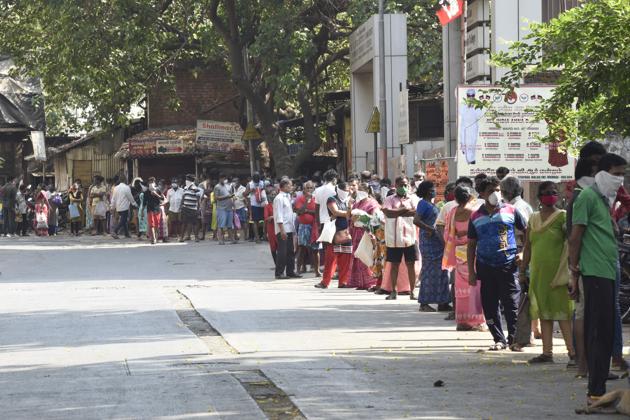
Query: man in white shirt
273 178 301 279
500 176 533 223
314 169 338 225
166 178 184 238
111 177 137 239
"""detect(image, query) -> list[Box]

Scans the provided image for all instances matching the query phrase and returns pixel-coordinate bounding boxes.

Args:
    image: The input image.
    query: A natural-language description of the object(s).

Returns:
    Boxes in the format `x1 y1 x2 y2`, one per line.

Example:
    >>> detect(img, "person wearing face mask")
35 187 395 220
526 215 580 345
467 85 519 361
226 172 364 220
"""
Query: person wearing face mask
214 174 235 245
145 177 164 245
437 183 456 210
413 171 425 192
294 181 320 276
132 178 148 239
315 181 354 288
348 183 380 290
520 181 575 364
569 153 627 404
274 178 301 280
179 174 203 243
68 182 84 236
567 156 601 377
165 177 184 238
380 176 420 300
467 176 527 351
414 181 451 311
500 177 533 224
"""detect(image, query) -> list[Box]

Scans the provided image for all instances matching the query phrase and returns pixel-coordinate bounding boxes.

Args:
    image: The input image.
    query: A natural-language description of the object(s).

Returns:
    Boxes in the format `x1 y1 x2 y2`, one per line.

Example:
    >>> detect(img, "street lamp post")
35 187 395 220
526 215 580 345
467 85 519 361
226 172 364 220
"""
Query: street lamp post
378 0 387 176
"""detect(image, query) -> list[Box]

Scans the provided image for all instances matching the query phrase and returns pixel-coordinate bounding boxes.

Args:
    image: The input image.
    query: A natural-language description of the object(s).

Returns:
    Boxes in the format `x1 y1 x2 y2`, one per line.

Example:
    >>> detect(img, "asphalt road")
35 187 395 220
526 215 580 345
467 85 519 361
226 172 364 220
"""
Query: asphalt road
0 235 626 419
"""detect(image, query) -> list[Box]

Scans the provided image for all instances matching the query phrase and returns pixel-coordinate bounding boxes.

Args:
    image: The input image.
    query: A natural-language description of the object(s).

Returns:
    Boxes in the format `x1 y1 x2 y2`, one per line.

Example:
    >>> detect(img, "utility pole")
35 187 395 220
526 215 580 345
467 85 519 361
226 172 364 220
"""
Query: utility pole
243 48 256 176
378 0 388 175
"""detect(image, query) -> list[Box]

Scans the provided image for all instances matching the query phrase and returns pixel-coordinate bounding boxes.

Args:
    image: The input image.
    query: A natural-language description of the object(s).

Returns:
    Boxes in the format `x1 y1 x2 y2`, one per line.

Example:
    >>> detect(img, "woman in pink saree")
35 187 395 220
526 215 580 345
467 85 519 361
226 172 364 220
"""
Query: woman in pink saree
349 183 380 289
442 186 485 330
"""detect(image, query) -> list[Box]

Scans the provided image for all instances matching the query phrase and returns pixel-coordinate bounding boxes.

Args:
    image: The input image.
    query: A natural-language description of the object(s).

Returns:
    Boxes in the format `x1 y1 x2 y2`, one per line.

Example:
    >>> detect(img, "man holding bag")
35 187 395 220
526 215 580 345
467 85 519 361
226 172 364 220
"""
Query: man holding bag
381 176 420 300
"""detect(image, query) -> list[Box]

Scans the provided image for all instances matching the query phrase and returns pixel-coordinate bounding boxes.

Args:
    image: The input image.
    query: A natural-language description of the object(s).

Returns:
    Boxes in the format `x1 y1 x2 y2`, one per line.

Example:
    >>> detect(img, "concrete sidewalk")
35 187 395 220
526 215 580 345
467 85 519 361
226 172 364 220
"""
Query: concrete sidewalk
0 236 626 419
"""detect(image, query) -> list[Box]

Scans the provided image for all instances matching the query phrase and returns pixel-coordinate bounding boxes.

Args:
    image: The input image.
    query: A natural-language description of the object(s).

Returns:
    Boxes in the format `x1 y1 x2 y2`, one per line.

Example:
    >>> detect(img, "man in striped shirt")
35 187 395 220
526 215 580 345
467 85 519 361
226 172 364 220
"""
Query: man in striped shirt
179 174 202 243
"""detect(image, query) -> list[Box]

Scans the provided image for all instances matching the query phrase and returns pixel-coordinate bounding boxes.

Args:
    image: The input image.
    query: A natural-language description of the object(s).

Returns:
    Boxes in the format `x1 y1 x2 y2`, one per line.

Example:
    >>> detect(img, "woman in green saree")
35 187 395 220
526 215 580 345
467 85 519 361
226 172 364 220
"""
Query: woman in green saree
521 181 575 364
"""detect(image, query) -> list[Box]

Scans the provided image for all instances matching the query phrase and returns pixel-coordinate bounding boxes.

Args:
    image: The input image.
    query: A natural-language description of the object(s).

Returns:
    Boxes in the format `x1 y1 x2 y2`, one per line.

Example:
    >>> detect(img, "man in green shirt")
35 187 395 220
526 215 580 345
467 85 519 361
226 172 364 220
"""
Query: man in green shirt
569 153 627 402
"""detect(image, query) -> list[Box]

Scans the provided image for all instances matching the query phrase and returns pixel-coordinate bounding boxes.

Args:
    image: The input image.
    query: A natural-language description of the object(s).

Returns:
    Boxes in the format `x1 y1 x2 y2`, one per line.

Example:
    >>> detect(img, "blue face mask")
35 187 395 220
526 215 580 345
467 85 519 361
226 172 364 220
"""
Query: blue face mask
429 190 436 199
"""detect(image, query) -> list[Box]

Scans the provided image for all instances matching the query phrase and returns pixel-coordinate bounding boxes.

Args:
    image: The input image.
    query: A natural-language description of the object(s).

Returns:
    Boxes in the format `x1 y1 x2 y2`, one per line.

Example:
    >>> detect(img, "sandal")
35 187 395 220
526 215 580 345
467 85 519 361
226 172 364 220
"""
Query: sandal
529 354 554 364
488 342 507 351
419 304 436 312
509 343 525 352
385 292 398 300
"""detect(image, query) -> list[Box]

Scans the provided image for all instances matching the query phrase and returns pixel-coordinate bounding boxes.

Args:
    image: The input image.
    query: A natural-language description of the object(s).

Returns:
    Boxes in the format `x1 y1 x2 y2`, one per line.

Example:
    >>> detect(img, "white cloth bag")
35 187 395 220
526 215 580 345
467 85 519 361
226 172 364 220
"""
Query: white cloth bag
316 220 336 243
354 233 375 267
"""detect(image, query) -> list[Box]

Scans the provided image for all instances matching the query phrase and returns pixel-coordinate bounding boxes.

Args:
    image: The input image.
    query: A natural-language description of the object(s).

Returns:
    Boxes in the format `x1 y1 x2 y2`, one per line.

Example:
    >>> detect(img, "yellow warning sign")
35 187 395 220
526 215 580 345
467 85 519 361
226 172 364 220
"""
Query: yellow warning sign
365 107 380 133
242 124 261 141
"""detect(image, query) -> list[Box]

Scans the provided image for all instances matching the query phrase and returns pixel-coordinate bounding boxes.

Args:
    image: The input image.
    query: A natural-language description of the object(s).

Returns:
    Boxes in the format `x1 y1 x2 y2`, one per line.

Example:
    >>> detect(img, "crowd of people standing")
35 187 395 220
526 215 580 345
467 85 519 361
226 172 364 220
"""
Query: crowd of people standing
1 141 629 406
266 143 628 406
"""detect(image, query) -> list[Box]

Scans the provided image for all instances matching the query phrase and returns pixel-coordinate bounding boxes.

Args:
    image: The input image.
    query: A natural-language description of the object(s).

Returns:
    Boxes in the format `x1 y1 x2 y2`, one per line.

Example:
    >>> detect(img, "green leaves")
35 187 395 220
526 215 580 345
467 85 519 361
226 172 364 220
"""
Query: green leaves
491 0 630 152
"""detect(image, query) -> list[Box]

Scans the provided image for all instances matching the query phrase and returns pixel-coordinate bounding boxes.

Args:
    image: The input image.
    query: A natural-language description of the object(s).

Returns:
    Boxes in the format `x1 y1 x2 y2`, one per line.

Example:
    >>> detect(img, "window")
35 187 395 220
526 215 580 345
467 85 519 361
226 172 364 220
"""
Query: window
541 0 581 23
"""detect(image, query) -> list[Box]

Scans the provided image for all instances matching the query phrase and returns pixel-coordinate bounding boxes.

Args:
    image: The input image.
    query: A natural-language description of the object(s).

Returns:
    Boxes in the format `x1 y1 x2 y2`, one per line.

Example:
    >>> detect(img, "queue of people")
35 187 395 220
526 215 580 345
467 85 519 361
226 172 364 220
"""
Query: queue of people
266 145 628 406
1 142 628 406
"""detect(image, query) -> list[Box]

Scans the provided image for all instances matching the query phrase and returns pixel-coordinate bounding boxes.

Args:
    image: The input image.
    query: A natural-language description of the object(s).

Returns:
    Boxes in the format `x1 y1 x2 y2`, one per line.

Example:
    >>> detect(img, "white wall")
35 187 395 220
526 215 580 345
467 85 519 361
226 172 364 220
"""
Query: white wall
350 14 407 176
491 0 542 82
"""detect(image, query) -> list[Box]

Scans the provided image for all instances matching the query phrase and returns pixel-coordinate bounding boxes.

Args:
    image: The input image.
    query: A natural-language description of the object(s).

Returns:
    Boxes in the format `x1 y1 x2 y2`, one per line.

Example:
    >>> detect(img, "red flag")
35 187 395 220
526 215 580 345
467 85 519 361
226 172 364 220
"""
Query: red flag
436 0 464 26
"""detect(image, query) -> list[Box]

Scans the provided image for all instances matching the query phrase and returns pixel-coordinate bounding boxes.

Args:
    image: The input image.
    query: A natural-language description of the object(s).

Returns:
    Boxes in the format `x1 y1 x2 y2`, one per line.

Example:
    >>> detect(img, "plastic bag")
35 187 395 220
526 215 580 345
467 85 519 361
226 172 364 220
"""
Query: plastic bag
94 201 107 217
69 203 80 219
233 211 241 229
316 220 336 243
35 212 48 229
354 233 375 267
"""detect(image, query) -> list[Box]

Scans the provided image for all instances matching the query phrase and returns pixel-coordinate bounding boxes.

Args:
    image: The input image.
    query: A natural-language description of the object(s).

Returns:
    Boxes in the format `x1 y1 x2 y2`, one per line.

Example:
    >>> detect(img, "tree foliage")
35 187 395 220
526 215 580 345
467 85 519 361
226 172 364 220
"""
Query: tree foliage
0 0 442 176
492 0 630 150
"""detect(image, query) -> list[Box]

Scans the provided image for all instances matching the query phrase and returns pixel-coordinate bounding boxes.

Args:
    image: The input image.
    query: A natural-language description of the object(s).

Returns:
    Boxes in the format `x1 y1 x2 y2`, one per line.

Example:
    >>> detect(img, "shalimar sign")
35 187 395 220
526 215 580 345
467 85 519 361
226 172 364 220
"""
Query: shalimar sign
196 120 245 154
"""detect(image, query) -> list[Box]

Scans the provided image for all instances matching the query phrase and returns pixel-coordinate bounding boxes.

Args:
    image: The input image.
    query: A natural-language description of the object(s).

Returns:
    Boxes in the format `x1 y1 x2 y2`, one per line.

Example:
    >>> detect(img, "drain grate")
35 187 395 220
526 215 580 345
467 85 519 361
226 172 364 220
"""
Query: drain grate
232 370 306 420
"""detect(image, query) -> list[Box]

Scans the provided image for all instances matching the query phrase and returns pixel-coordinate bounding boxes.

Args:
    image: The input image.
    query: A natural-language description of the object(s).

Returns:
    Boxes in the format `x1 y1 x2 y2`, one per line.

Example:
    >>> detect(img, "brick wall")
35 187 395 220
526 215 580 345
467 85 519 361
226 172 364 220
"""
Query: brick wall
148 64 241 128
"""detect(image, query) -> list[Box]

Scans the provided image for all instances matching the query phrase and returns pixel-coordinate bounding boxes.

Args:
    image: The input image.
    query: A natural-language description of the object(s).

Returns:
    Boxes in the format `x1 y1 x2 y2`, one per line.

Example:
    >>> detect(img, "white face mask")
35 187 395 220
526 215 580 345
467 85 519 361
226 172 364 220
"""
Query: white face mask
172 183 178 189
356 191 369 202
414 180 421 189
337 189 349 202
186 180 193 187
577 176 595 188
487 191 502 206
595 170 624 205
222 179 228 185
141 185 148 192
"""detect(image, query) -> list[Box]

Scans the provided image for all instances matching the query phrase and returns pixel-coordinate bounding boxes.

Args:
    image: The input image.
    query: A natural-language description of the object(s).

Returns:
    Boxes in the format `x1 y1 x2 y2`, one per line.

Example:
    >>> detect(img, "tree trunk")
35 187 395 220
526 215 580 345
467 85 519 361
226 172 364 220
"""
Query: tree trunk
292 88 322 177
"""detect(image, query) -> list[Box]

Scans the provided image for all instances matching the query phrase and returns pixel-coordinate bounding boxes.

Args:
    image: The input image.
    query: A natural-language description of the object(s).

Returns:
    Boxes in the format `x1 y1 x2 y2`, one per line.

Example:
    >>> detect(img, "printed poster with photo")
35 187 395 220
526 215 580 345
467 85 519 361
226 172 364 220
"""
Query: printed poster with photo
456 85 575 181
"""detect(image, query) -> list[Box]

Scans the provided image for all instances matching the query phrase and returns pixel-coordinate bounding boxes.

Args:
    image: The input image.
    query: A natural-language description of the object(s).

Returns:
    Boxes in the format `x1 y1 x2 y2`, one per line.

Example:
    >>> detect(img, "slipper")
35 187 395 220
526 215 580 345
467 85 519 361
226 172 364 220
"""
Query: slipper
488 342 507 351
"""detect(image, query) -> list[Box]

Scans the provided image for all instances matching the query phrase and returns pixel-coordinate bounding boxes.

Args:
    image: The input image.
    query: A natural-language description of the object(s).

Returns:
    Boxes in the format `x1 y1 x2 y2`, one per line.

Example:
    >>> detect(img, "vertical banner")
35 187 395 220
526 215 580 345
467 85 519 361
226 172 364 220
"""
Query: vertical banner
398 88 409 145
456 85 575 181
30 131 46 161
425 159 450 202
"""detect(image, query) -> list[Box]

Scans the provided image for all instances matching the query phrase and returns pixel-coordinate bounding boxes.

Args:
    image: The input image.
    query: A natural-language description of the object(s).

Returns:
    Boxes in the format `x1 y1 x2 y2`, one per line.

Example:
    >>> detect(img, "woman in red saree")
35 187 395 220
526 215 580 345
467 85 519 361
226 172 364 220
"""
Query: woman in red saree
264 192 278 264
349 183 380 289
442 186 485 330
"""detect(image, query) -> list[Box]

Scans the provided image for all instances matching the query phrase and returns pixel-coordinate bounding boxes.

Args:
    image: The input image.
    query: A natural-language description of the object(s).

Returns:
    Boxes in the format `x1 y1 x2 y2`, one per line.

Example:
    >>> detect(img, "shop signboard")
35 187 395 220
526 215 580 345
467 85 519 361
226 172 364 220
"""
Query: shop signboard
129 138 156 157
156 139 184 155
456 85 575 181
196 120 244 154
